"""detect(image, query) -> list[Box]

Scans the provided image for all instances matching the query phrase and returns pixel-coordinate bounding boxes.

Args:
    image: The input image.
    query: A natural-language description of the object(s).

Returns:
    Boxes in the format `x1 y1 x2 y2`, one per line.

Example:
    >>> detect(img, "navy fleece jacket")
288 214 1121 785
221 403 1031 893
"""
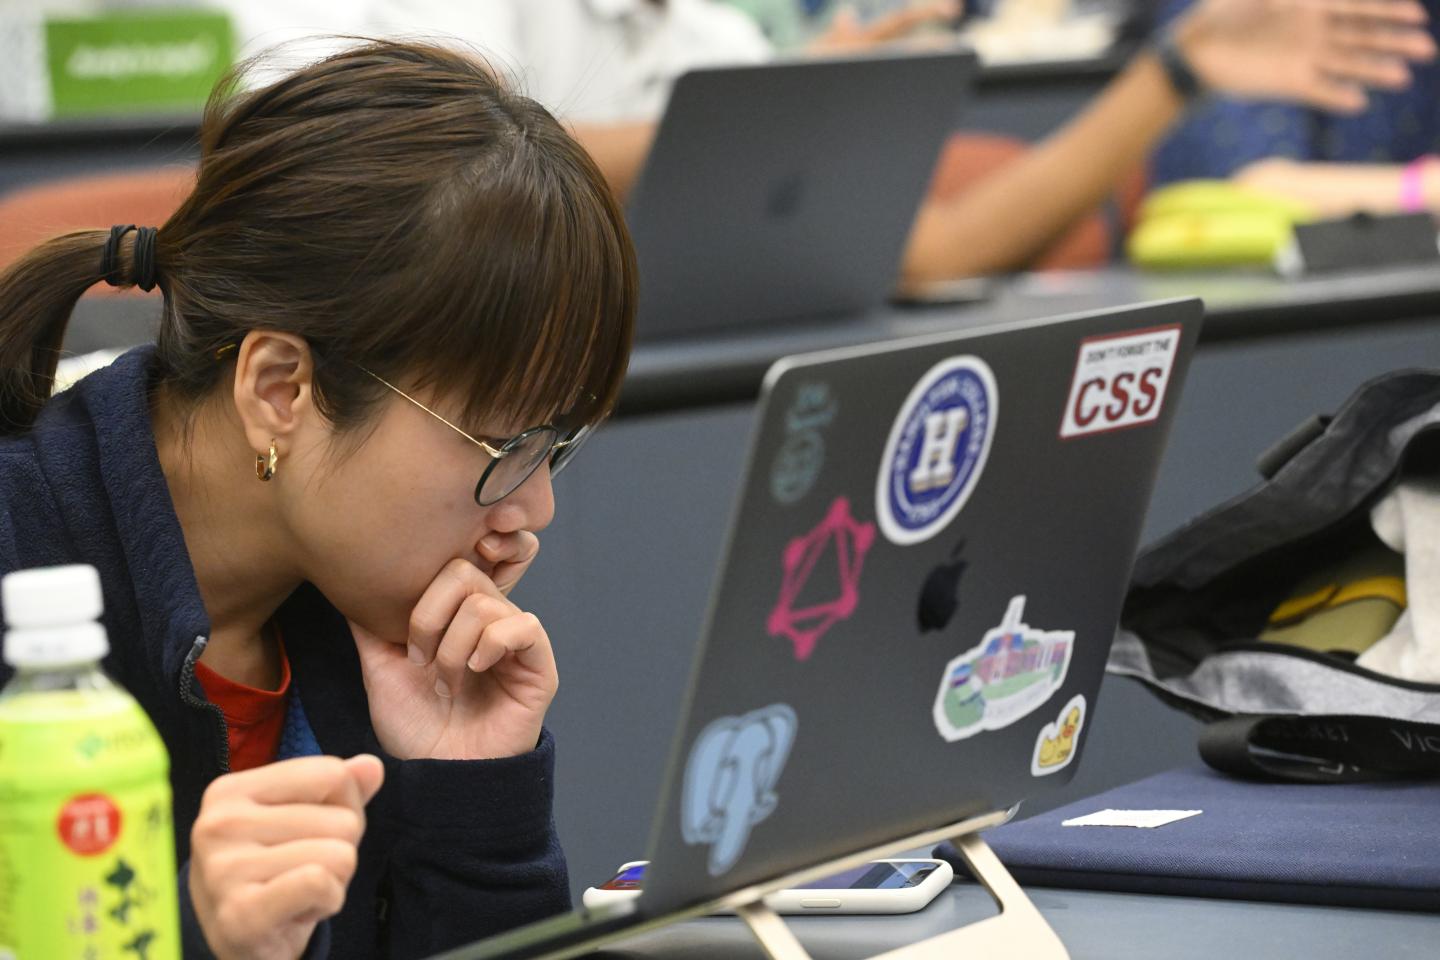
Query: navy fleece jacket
0 346 570 958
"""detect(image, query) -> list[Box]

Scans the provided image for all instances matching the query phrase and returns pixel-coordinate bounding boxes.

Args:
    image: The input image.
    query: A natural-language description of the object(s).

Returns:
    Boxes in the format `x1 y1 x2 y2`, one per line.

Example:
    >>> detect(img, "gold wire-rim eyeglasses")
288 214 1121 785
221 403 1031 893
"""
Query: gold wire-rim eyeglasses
356 366 591 506
214 342 592 506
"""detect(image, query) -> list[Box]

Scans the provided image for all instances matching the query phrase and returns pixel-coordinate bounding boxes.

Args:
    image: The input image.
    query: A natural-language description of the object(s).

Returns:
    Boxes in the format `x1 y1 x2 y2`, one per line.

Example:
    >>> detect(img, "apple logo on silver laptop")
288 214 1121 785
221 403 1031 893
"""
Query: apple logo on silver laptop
765 171 806 220
918 540 967 633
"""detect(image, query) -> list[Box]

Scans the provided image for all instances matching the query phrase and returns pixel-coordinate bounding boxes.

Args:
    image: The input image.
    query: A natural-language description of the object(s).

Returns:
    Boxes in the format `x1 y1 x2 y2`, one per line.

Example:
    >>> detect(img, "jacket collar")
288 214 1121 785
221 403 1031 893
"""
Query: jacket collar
68 346 211 684
43 346 378 756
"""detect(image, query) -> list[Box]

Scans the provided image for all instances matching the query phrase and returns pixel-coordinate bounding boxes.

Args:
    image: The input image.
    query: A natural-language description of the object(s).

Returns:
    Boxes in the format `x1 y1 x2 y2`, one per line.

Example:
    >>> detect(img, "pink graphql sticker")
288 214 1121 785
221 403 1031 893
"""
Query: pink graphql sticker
766 496 877 661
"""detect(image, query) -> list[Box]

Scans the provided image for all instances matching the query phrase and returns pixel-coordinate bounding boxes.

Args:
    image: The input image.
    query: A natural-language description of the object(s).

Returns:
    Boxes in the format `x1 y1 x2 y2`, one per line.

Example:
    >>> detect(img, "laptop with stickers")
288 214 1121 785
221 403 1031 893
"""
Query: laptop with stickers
433 298 1203 960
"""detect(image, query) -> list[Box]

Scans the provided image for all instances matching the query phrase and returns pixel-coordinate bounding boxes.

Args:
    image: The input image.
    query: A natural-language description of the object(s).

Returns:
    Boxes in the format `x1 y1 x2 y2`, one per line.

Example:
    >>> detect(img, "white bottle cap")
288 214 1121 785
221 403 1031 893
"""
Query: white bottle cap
3 565 109 668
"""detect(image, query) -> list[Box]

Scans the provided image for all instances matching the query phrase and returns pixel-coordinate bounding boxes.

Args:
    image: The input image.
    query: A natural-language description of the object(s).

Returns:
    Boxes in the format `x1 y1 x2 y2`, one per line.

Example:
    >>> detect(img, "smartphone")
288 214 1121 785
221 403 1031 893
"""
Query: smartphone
582 858 953 915
890 275 997 305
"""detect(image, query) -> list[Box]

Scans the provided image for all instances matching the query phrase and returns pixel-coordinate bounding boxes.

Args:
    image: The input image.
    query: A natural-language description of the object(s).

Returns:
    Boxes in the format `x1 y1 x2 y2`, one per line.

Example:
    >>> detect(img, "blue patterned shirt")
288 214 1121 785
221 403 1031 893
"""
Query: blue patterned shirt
1150 0 1440 185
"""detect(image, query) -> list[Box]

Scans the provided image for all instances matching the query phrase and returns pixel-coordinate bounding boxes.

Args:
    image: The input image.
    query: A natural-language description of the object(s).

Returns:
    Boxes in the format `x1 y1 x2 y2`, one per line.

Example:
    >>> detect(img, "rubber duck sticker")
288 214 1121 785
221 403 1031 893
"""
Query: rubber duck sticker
932 595 1075 742
1032 695 1087 777
681 703 798 876
767 496 876 661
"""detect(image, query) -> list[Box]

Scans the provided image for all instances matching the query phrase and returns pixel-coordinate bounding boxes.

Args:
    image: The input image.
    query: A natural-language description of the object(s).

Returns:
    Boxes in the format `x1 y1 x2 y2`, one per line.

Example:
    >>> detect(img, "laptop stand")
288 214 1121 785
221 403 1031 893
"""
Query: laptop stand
725 812 1070 960
510 809 1068 960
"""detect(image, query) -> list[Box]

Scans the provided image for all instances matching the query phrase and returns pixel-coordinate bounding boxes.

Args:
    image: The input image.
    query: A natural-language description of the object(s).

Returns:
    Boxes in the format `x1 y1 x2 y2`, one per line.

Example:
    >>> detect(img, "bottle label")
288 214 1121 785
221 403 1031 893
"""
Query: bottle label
0 691 179 960
57 794 123 857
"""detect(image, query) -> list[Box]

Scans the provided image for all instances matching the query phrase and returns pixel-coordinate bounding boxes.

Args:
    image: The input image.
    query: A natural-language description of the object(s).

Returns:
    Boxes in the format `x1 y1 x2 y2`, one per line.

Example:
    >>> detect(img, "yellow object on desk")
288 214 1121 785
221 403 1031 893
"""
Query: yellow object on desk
1127 181 1318 270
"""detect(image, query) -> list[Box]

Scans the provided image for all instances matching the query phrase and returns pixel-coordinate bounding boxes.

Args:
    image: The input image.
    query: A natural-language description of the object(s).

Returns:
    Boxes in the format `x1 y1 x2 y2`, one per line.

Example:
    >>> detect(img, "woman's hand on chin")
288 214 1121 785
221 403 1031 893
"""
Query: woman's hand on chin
349 557 557 761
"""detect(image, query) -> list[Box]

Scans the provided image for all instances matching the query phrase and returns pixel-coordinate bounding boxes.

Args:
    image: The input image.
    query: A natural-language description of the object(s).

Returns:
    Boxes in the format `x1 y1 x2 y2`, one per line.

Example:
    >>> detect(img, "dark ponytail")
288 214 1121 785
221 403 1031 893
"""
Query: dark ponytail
0 228 160 433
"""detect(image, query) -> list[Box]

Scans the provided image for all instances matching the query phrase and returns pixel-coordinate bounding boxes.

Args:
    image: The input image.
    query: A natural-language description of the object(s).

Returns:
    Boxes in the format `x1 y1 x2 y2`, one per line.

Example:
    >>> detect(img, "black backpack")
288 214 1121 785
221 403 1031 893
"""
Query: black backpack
1111 369 1440 782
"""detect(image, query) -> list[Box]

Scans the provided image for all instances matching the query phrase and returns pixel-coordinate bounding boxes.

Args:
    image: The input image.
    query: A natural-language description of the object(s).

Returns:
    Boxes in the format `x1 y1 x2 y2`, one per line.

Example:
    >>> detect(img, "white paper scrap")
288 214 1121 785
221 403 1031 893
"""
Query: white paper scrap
1061 809 1202 829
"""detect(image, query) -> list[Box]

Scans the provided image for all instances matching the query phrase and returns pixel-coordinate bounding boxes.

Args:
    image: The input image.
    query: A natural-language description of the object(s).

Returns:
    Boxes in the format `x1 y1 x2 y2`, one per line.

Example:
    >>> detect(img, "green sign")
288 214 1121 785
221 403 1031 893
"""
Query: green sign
45 10 233 118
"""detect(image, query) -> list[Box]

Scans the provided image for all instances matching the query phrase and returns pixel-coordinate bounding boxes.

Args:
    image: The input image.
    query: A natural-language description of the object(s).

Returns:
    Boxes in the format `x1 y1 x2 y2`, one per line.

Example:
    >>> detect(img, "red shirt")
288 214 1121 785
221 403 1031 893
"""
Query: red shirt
195 633 291 772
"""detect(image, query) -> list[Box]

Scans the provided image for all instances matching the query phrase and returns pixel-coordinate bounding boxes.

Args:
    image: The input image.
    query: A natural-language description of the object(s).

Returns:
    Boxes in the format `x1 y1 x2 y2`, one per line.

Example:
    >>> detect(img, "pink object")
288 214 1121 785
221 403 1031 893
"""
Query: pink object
766 497 876 662
1400 155 1436 213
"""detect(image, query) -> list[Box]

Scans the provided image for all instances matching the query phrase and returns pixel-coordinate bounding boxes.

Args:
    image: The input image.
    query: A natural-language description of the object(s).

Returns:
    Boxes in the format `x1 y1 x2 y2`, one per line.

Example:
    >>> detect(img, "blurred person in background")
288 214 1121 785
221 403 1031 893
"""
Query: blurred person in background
13 0 1436 281
370 0 1432 283
1149 0 1440 218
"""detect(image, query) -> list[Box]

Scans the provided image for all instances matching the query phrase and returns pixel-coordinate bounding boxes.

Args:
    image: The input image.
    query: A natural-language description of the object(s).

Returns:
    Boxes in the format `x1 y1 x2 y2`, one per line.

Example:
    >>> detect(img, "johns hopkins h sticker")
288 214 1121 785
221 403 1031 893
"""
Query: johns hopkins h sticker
681 704 798 876
876 356 997 546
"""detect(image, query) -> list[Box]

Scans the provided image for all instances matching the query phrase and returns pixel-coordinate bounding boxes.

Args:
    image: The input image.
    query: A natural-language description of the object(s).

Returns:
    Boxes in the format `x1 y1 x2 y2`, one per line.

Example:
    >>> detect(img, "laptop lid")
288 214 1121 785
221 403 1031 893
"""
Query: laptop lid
638 298 1204 912
627 50 978 341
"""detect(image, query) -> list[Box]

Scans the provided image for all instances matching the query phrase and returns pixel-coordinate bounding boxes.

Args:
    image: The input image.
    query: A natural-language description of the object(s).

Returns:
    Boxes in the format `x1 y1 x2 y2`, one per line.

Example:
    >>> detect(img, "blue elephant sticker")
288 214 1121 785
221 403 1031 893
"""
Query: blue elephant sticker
680 703 799 876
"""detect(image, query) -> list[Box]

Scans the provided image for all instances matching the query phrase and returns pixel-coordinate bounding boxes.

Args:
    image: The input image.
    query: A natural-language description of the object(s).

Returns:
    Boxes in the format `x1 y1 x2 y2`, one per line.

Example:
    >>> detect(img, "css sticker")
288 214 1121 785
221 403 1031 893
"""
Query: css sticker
681 704 799 876
932 596 1074 743
1031 694 1086 777
769 382 838 505
876 356 997 546
1059 325 1181 439
767 496 876 661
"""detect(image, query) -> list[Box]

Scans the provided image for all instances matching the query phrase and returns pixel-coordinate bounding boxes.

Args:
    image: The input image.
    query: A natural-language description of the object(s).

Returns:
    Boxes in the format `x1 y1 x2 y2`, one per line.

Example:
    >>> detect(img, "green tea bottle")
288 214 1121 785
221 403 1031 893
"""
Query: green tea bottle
0 565 179 959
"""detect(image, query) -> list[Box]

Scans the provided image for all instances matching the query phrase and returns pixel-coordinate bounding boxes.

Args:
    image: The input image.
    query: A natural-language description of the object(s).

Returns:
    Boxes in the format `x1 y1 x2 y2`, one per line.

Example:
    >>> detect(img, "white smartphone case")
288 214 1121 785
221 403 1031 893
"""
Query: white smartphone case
582 859 953 916
581 861 650 910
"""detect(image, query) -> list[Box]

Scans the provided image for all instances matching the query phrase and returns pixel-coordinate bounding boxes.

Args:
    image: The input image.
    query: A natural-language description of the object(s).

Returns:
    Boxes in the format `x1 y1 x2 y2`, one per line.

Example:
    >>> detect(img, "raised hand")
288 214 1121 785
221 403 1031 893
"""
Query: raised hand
1176 0 1436 112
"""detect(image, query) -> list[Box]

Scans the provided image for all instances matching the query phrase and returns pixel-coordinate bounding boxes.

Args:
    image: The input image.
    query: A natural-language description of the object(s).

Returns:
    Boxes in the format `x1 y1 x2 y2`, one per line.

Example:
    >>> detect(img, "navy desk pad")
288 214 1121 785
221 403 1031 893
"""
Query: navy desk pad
937 764 1440 911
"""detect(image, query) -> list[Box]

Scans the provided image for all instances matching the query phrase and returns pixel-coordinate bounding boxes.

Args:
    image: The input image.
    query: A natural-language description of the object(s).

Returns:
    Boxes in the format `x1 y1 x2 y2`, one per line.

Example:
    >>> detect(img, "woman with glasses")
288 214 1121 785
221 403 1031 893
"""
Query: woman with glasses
0 40 635 960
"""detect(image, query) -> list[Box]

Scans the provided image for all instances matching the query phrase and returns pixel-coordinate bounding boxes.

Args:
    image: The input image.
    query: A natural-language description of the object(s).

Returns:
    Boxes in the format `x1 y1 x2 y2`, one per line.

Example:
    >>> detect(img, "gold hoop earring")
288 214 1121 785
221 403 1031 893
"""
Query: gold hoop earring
256 440 278 482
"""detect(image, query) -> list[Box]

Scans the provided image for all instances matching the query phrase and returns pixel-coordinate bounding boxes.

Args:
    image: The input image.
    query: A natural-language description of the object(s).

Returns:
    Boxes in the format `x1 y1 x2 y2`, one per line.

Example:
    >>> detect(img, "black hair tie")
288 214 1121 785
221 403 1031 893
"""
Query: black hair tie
131 226 159 292
100 225 135 286
100 224 160 292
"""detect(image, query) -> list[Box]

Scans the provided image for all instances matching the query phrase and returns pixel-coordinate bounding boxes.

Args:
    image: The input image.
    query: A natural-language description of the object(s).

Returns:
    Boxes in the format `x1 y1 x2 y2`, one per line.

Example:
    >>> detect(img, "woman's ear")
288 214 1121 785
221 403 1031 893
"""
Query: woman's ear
231 331 317 457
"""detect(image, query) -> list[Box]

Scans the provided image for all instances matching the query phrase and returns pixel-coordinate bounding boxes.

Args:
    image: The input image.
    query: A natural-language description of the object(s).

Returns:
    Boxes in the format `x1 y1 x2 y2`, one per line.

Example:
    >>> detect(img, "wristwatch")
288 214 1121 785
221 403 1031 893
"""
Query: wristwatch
1154 27 1204 103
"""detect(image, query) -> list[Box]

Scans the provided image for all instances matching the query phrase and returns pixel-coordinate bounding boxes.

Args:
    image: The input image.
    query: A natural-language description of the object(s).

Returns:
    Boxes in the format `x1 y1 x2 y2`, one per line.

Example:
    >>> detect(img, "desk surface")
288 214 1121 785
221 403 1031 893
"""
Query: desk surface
597 883 1437 959
621 264 1440 414
69 264 1440 418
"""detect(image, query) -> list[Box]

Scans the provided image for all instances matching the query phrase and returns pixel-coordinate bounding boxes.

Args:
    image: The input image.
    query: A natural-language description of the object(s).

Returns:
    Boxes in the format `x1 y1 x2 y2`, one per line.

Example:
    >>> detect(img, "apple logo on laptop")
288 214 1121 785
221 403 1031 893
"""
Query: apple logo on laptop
918 540 967 633
765 171 806 220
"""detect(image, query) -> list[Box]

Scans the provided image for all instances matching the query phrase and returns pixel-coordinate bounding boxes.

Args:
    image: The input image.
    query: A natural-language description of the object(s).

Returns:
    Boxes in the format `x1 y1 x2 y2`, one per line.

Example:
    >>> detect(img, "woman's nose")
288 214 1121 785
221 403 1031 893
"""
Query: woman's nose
488 460 556 534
